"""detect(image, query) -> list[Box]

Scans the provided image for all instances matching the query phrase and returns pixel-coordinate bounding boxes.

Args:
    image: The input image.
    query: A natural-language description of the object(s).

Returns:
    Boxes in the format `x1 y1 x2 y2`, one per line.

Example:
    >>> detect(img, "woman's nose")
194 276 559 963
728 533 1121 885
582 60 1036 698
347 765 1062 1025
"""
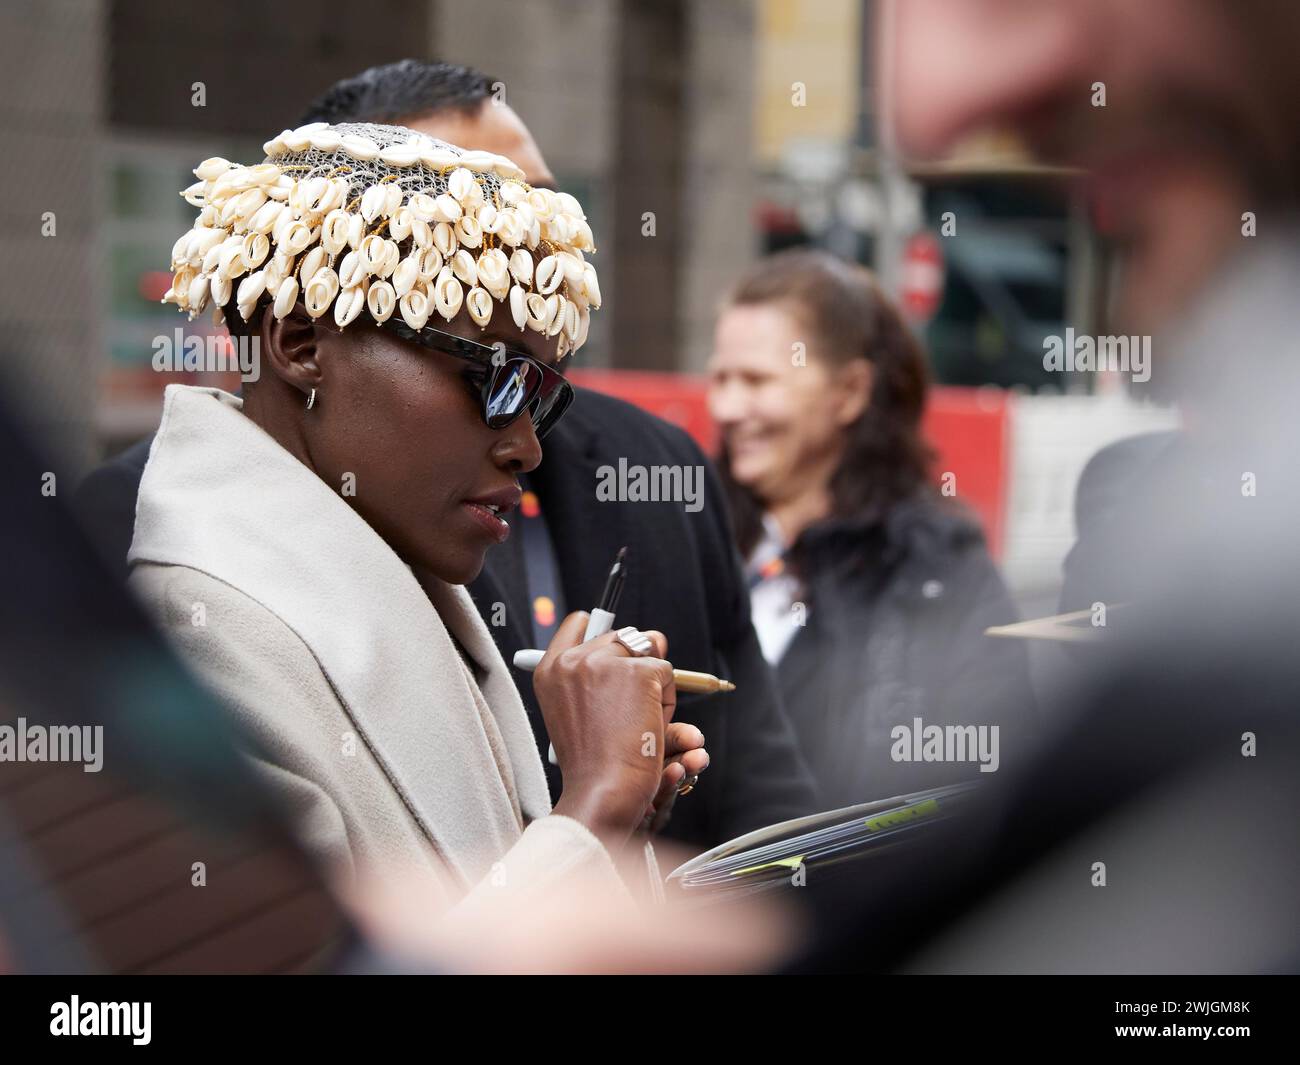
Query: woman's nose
491 415 543 474
707 377 748 427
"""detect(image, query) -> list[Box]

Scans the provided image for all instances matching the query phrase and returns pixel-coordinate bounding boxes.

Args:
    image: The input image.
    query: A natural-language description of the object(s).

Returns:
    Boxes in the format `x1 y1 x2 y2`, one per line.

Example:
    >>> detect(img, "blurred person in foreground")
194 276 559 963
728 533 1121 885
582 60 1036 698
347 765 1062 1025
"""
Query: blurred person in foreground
73 60 818 851
787 0 1300 972
707 249 1034 808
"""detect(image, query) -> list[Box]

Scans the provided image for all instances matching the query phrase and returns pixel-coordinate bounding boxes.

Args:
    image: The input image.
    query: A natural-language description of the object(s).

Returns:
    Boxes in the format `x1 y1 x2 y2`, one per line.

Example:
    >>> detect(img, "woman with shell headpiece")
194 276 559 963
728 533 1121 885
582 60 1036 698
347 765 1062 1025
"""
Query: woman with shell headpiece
131 123 706 912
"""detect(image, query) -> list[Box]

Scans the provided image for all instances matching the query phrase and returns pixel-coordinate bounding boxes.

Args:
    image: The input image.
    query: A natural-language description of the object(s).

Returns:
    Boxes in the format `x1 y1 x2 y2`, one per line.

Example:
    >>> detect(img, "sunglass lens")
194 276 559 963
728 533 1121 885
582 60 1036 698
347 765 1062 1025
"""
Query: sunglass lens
484 359 541 428
532 382 574 439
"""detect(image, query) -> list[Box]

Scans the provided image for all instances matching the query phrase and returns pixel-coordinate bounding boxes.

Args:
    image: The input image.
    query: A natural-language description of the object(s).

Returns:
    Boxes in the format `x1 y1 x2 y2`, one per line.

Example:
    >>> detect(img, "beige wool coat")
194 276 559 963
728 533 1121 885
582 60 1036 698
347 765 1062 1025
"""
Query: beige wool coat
128 385 624 913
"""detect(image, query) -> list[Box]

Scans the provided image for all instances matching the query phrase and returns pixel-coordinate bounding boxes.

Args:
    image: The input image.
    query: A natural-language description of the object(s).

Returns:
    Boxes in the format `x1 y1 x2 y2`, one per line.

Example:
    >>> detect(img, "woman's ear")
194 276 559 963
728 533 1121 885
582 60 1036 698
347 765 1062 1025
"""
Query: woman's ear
832 359 873 427
259 302 322 399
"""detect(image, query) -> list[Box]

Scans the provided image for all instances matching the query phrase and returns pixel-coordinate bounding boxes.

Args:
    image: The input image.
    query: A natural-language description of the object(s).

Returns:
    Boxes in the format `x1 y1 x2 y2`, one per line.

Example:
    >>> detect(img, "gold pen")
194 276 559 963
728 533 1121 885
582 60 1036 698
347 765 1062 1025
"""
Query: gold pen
512 649 735 693
671 669 736 694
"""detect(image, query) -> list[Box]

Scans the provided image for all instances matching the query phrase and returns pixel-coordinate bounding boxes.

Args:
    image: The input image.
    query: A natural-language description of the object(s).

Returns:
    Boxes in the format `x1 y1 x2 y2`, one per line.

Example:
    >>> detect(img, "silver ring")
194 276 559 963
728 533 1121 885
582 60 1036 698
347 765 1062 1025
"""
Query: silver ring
615 625 654 657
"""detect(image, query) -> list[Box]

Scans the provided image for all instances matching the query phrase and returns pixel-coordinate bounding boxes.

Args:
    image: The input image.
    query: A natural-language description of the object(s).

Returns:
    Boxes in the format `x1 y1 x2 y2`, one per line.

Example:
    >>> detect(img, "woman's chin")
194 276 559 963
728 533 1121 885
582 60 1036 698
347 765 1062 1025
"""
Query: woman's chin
730 458 774 493
417 546 489 587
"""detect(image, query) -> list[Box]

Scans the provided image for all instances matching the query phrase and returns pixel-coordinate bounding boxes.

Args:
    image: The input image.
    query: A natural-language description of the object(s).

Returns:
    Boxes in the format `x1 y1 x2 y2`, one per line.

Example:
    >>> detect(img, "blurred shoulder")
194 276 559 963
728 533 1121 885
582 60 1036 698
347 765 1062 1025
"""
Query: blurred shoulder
886 493 989 560
1074 429 1180 523
74 434 154 507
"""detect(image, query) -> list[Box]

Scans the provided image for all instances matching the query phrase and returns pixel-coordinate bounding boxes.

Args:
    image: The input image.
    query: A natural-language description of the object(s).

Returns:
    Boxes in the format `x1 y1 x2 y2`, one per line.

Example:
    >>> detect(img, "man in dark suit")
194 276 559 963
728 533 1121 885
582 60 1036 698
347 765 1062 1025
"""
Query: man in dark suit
73 59 818 851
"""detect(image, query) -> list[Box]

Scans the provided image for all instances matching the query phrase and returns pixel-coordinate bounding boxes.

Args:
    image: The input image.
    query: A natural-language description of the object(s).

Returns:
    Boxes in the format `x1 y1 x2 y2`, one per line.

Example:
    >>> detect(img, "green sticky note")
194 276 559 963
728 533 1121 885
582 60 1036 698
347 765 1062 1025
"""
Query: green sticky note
865 797 939 832
731 855 806 877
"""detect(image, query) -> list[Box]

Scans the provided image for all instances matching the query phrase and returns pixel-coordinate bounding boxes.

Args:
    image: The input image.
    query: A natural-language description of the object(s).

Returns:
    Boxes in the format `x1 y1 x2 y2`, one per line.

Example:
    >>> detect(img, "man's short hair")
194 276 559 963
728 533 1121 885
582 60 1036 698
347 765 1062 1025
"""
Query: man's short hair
297 58 495 127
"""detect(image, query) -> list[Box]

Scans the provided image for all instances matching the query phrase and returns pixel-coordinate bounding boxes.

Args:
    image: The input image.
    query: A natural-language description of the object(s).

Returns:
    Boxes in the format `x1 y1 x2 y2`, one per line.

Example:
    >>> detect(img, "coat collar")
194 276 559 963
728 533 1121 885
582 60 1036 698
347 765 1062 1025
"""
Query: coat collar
128 385 552 886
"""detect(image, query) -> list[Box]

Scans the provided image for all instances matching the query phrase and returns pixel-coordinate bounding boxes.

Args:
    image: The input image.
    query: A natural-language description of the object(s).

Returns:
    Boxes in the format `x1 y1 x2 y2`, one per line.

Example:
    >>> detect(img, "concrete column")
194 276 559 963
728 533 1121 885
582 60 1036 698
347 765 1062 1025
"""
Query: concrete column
0 0 106 474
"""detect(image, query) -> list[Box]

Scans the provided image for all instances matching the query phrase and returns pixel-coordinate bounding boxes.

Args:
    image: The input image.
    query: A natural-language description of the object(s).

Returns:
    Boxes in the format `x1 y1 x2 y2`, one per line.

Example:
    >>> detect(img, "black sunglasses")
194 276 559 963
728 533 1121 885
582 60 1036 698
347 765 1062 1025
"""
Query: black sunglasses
379 318 575 439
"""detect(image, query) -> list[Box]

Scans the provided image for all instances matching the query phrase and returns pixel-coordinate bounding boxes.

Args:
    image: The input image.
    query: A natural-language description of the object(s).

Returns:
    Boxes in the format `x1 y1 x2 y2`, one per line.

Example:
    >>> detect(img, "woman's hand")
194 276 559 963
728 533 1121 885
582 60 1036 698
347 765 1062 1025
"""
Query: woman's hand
640 721 709 834
534 612 705 848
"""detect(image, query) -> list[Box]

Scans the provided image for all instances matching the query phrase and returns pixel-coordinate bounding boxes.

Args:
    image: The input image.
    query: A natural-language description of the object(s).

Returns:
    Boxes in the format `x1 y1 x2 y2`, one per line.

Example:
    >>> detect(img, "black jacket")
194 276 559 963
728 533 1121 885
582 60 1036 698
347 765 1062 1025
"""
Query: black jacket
774 495 1035 809
72 386 819 850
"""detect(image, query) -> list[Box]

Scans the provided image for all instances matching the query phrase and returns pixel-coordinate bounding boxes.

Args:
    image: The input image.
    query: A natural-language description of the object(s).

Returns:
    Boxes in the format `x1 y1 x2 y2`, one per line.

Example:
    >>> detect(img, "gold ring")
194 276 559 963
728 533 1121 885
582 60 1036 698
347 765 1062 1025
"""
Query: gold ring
676 773 698 797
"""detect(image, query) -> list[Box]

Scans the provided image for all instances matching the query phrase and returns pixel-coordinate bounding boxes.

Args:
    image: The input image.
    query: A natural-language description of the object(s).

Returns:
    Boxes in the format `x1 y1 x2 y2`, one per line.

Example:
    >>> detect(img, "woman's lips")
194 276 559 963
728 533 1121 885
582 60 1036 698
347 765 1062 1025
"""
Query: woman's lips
727 431 775 458
462 501 511 544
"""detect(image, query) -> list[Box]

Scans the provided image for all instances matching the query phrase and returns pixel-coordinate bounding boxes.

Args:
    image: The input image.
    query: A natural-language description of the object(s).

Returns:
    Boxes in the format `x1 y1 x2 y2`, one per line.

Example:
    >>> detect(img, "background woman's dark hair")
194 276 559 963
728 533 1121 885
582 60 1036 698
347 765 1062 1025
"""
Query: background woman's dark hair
718 248 935 559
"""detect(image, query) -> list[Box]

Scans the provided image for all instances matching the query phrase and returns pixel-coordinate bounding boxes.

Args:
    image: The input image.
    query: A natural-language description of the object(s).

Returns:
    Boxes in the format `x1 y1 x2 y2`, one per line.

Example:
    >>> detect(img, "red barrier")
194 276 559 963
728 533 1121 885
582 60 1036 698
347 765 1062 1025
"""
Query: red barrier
102 364 1010 557
567 369 1009 558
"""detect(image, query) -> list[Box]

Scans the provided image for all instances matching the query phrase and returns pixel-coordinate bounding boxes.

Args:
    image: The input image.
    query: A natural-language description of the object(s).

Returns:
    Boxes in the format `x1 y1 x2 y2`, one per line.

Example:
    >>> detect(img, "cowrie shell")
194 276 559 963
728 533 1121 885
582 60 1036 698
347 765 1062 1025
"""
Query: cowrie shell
535 255 562 295
321 209 351 254
457 150 497 171
297 247 327 284
450 249 478 287
432 194 463 224
455 215 483 250
194 157 232 182
334 285 366 328
497 181 526 206
555 192 584 218
400 289 431 330
524 292 549 332
187 273 210 311
434 270 463 321
388 207 413 242
380 144 420 167
392 255 420 297
409 193 438 222
582 263 602 308
241 232 270 268
210 274 232 307
273 276 299 319
422 147 461 169
508 249 533 288
338 250 365 288
418 247 443 279
546 295 566 337
367 279 396 323
476 248 511 300
360 184 387 223
432 221 456 257
448 167 475 202
340 134 379 160
303 266 340 318
466 286 493 327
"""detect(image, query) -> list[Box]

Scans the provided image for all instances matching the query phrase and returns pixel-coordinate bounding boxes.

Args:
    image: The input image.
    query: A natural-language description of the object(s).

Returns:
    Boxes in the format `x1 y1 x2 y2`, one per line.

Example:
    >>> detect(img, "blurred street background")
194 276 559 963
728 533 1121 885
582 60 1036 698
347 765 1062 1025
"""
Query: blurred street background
0 0 1177 613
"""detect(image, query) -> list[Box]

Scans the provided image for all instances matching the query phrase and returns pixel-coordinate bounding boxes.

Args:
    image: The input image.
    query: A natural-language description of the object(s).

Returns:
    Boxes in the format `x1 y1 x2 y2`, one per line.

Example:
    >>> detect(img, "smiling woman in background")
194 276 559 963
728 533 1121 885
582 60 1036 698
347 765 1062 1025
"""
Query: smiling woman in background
707 249 1034 807
128 122 708 912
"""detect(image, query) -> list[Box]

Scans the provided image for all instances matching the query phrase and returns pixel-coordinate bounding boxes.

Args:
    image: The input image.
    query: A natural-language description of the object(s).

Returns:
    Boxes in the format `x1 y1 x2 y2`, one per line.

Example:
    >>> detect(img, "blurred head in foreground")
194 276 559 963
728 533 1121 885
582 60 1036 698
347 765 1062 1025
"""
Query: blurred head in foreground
889 0 1300 333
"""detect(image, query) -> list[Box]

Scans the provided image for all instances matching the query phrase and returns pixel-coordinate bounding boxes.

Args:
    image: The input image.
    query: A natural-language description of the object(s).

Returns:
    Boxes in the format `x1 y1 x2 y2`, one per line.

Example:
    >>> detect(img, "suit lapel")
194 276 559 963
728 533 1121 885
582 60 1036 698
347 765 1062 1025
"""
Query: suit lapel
532 392 638 625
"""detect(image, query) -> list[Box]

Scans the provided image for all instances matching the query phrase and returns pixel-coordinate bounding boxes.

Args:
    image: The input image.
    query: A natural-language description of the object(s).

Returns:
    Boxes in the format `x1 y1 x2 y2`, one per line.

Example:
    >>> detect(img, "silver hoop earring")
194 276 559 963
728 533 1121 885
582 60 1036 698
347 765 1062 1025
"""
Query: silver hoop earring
306 388 316 411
